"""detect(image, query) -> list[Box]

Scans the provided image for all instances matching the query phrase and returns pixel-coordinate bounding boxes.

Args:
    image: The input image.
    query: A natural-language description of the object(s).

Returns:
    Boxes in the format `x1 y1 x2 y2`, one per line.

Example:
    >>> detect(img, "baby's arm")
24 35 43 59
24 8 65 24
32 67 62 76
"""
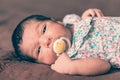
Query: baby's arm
82 8 104 19
51 53 111 75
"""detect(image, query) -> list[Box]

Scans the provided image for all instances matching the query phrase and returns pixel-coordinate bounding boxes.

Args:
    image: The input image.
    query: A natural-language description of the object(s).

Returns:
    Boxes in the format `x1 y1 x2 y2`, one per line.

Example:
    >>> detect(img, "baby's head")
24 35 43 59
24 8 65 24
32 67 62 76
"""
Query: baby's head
12 15 71 64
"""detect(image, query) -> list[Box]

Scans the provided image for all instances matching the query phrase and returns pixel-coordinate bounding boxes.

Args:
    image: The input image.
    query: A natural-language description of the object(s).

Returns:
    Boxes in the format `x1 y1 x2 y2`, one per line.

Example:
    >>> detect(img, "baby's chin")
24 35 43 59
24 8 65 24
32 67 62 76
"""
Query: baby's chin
38 56 57 65
36 60 55 65
43 59 56 65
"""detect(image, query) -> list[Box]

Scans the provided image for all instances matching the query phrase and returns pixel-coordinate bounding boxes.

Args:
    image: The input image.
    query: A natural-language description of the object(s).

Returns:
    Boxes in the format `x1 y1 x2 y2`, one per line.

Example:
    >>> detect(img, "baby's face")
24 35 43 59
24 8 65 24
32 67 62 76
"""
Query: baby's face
20 20 71 64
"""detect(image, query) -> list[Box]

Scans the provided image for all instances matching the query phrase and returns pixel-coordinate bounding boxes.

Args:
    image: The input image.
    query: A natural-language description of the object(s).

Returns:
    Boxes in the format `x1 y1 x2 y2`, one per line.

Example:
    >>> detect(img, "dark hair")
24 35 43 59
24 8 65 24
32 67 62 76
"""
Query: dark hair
11 15 51 62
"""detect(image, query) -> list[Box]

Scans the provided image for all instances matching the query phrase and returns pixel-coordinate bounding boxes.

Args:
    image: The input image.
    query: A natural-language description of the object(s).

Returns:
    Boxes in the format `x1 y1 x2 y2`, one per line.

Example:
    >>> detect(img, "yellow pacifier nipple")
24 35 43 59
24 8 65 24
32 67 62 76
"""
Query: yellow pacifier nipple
53 37 71 56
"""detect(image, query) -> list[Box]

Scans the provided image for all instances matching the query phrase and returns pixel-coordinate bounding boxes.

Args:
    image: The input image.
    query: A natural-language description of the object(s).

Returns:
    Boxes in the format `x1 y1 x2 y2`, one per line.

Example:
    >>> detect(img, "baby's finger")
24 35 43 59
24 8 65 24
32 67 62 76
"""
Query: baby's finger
96 11 104 17
51 64 55 70
89 9 96 17
51 64 62 73
94 9 104 17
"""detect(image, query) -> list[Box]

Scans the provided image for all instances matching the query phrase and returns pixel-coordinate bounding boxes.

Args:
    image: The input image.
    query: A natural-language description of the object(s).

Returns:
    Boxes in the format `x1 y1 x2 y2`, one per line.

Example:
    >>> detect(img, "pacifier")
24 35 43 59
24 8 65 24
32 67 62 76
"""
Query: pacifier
53 37 71 56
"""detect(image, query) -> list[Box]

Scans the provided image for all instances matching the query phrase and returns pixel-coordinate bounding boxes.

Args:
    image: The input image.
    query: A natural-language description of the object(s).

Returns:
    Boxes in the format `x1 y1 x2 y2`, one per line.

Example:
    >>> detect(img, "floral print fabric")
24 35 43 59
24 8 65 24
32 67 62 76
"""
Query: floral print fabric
63 14 120 68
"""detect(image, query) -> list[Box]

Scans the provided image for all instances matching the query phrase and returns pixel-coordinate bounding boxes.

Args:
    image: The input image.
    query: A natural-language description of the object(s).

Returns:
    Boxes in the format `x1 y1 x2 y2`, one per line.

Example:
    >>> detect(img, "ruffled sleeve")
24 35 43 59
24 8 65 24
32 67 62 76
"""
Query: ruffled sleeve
64 15 93 58
63 14 82 27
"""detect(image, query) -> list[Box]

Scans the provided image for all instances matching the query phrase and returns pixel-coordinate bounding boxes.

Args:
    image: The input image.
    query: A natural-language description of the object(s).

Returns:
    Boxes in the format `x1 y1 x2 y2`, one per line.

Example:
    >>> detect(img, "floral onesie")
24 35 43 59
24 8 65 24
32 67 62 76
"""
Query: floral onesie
63 14 120 68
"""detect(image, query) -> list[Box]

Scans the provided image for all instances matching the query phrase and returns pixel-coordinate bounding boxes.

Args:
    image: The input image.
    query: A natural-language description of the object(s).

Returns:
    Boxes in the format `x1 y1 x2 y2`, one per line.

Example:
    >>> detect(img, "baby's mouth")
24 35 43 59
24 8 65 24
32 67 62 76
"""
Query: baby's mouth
53 37 71 56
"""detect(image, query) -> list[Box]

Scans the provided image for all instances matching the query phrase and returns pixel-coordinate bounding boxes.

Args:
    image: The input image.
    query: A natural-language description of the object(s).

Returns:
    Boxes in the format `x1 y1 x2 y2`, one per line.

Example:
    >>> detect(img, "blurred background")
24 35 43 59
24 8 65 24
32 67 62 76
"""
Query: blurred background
0 0 120 51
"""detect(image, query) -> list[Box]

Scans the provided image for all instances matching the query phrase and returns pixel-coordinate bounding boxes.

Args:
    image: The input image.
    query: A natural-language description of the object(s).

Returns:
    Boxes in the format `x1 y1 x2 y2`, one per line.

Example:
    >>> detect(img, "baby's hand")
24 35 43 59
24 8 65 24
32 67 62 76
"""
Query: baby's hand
51 53 72 74
82 8 104 19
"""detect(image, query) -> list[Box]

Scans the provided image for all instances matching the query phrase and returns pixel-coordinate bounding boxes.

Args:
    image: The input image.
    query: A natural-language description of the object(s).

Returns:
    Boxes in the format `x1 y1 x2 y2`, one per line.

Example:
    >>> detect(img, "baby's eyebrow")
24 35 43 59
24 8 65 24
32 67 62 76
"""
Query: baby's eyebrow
31 43 38 59
35 22 40 31
30 43 35 58
36 22 44 37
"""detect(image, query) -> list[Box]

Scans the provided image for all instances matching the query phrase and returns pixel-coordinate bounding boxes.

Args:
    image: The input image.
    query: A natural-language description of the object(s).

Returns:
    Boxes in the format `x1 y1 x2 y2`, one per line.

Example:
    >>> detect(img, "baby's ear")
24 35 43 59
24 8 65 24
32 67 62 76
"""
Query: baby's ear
57 21 64 25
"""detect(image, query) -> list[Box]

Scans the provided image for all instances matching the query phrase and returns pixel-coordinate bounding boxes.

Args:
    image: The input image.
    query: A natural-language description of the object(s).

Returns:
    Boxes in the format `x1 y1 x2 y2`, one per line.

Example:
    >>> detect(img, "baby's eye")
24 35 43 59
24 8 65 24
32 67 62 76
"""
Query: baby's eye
43 24 46 33
37 46 41 54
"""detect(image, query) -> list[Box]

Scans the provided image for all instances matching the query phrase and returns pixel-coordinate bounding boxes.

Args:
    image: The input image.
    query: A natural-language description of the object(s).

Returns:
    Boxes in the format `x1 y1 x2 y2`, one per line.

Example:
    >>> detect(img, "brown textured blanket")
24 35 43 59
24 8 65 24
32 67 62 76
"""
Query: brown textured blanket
0 0 120 80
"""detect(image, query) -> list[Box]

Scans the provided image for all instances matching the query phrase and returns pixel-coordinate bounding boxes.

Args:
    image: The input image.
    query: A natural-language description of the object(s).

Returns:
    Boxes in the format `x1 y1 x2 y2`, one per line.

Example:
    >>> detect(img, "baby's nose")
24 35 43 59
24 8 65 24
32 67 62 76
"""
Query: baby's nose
39 37 51 47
